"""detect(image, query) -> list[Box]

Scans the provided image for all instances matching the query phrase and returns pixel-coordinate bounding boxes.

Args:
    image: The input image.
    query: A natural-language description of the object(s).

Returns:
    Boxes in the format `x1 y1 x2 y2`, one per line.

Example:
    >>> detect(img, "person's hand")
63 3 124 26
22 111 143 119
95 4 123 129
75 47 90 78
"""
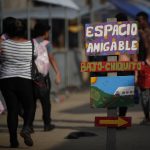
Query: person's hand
134 70 138 85
55 72 61 85
146 58 150 66
135 75 138 85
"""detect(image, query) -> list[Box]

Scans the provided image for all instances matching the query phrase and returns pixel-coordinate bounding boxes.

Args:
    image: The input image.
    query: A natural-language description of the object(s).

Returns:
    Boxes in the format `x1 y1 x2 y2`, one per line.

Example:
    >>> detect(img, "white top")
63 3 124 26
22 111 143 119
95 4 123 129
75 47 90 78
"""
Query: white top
0 39 32 80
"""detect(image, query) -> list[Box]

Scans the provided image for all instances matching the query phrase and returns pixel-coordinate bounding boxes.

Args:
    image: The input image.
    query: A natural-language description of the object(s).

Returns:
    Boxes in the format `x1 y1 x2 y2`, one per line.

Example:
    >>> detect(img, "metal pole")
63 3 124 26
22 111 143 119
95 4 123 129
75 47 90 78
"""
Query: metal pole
107 57 117 150
64 7 69 88
106 18 117 150
65 8 69 51
48 5 52 41
89 0 94 23
27 0 31 40
0 0 3 33
106 107 117 150
77 11 82 51
77 10 84 86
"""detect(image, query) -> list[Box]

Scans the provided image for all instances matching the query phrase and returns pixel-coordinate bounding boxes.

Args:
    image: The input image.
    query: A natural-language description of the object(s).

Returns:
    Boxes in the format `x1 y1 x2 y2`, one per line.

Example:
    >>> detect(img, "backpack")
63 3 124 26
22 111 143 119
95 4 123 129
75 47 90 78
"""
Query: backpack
31 39 50 88
33 39 50 76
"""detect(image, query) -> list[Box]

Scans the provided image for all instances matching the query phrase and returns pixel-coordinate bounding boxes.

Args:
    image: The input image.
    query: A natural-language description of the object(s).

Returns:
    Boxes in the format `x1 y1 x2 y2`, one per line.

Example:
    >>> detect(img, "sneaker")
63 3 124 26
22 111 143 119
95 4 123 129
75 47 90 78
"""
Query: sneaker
29 127 34 134
44 124 55 131
20 130 33 146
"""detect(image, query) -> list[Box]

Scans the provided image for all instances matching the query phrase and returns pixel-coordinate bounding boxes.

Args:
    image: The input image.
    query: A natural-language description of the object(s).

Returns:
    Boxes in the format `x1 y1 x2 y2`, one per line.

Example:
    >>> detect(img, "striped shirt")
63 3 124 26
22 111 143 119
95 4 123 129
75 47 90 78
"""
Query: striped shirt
0 39 32 79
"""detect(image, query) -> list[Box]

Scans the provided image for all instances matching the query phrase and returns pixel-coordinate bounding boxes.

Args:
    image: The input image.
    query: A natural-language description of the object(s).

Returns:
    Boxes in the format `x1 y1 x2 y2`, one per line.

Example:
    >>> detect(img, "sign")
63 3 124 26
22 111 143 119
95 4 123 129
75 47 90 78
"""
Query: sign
85 21 138 56
81 61 143 72
95 117 131 127
91 76 135 108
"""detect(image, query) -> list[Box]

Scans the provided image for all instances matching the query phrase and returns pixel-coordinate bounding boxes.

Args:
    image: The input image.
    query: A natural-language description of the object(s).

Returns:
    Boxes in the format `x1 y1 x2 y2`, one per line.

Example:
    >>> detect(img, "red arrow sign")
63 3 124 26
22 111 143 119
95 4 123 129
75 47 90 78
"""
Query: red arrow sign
95 117 131 127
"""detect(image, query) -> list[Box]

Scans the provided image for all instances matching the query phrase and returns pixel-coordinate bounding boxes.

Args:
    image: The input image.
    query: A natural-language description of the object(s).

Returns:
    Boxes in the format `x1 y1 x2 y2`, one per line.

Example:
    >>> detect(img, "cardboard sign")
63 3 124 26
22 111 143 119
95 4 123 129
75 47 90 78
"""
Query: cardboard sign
85 21 138 56
95 117 131 127
81 61 143 72
91 76 135 108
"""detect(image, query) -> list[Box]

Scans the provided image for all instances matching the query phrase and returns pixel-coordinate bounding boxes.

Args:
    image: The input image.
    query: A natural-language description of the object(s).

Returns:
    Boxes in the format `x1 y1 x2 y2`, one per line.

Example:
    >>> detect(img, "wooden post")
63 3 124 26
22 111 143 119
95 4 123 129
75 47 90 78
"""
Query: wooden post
106 18 117 150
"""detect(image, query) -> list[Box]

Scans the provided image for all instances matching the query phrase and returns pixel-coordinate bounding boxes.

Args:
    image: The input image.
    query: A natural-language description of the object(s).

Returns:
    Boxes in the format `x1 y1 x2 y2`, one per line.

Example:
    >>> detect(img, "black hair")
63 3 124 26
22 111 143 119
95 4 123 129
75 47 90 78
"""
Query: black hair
115 12 128 21
33 22 51 37
136 11 149 21
7 19 26 38
2 17 16 34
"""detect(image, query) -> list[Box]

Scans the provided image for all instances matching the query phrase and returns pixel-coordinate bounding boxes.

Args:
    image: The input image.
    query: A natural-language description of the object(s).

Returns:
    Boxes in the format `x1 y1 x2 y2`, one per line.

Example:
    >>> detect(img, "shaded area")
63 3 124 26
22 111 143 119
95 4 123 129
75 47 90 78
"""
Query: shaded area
0 145 27 149
60 103 142 114
0 145 11 149
0 90 147 150
46 125 150 150
65 131 98 139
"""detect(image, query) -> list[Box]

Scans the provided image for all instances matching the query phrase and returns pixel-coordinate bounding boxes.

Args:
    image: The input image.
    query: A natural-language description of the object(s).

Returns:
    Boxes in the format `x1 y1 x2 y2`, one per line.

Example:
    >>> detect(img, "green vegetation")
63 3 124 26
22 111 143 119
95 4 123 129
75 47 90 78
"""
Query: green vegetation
91 86 134 108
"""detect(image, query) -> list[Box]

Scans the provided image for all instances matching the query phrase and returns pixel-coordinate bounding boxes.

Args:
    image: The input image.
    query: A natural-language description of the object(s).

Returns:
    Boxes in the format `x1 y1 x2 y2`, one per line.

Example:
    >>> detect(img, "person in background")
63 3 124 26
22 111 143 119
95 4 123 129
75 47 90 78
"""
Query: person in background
136 11 150 124
116 13 137 127
0 18 34 148
31 22 61 131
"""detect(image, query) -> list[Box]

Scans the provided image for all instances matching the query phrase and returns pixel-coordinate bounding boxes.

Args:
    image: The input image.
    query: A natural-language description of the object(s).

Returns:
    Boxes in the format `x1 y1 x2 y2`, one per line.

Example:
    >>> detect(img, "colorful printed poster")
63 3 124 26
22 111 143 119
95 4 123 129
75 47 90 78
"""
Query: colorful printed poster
85 21 139 56
91 76 135 108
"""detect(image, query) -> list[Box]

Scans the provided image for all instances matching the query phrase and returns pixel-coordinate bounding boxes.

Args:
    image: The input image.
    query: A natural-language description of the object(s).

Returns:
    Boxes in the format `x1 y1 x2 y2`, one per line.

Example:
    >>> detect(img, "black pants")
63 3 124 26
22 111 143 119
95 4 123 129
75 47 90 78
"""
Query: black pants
119 107 128 116
0 77 34 143
140 89 150 119
32 76 51 126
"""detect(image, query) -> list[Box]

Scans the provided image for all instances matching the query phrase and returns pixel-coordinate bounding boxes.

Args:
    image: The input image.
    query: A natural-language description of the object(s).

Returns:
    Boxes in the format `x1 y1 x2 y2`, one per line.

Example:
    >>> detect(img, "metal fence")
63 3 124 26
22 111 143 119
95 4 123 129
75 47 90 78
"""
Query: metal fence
49 50 83 93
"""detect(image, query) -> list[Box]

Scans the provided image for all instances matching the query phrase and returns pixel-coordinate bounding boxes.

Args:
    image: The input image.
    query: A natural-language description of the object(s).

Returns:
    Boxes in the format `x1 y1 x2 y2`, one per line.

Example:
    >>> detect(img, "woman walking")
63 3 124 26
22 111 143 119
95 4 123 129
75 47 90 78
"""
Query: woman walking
0 18 34 148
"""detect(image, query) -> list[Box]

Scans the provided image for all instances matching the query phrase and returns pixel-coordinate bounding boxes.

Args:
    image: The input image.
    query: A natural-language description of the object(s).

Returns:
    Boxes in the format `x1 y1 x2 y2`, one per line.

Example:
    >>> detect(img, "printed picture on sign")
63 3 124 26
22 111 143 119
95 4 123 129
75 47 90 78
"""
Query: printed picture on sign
90 76 135 108
85 21 139 56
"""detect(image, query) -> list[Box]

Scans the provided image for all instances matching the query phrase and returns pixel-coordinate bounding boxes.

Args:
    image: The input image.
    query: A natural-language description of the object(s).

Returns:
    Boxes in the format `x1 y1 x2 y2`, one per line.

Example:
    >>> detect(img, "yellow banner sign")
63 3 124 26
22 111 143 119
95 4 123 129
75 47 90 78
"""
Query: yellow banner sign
80 61 143 72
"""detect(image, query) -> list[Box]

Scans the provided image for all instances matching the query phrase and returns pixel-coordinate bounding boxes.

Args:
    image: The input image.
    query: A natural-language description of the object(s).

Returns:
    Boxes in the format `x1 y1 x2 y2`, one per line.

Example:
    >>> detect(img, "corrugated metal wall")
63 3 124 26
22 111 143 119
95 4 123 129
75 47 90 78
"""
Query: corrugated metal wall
49 50 83 92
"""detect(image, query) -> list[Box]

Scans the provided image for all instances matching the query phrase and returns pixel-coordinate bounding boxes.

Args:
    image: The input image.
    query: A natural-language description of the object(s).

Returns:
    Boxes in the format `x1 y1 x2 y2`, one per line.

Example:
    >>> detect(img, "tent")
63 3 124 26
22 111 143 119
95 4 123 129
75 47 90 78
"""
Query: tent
3 6 78 19
35 0 79 10
109 0 150 20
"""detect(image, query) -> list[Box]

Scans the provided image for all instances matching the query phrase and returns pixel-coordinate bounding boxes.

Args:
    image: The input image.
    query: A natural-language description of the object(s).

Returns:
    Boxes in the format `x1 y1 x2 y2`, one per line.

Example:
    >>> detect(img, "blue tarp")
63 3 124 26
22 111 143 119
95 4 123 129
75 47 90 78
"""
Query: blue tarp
109 0 150 20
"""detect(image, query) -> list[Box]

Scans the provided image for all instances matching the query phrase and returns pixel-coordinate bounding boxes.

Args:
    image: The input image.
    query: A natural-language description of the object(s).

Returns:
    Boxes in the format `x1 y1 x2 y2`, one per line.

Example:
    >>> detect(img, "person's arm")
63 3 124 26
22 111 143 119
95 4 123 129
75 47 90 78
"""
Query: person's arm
130 54 138 84
48 53 61 84
46 42 61 84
